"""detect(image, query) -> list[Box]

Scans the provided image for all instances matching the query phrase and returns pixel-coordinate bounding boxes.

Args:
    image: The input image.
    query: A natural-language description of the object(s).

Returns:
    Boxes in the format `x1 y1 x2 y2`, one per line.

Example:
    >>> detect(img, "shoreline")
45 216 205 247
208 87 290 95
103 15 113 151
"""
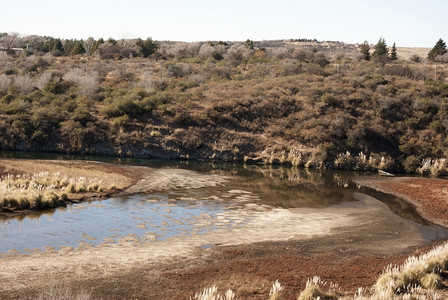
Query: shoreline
353 176 448 227
1 159 448 299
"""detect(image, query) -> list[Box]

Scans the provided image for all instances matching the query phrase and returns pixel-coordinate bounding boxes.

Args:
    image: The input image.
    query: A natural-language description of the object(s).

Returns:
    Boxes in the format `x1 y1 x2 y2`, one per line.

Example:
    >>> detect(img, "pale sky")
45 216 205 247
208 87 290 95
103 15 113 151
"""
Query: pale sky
2 0 447 47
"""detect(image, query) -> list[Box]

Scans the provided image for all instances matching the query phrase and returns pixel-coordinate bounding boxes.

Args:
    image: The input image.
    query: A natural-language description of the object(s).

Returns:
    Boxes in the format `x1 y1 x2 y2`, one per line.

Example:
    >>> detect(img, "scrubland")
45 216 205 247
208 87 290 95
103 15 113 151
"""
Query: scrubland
0 39 447 175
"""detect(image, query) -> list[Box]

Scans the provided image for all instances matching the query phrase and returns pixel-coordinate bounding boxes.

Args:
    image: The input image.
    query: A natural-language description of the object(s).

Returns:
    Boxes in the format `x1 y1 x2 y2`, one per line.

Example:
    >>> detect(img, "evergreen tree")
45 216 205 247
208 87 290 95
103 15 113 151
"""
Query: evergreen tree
90 38 104 53
71 42 86 55
428 38 447 61
52 39 64 52
360 41 371 61
390 43 398 60
244 39 254 50
136 38 158 58
372 37 388 58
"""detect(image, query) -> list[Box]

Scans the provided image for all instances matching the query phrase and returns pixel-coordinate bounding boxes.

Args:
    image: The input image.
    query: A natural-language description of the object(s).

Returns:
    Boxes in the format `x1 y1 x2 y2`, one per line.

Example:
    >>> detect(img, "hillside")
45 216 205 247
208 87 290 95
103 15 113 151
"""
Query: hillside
0 37 447 175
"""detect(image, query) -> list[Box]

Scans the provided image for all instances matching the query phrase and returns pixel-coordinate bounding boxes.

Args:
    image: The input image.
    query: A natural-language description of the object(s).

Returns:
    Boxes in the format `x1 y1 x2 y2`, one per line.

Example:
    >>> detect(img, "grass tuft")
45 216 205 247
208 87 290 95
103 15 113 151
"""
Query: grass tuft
0 172 105 211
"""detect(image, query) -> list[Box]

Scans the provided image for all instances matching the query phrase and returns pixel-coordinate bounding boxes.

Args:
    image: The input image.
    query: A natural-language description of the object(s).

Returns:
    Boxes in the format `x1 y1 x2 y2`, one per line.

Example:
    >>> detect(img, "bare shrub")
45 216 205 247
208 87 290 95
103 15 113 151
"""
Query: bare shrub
162 42 201 59
199 44 215 59
0 74 12 91
63 68 98 95
187 74 208 86
14 75 34 93
34 72 53 90
63 68 85 82
293 49 311 62
135 70 153 92
268 47 292 59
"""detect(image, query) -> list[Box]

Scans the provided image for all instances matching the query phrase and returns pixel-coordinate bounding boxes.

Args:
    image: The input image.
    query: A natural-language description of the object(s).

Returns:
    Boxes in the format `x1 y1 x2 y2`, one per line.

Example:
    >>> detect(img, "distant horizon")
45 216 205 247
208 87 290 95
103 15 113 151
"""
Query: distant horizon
1 0 447 48
0 33 437 49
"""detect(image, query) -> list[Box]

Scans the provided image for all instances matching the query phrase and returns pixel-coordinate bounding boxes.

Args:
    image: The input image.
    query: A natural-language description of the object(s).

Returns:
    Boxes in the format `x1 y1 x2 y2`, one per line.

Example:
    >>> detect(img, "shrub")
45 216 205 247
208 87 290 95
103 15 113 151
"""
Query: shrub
102 98 144 118
44 81 65 94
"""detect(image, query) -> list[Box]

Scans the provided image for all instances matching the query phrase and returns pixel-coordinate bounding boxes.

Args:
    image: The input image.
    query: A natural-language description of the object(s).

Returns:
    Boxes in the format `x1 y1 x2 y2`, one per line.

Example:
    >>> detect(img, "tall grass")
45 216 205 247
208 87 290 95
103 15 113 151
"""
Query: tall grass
0 172 103 211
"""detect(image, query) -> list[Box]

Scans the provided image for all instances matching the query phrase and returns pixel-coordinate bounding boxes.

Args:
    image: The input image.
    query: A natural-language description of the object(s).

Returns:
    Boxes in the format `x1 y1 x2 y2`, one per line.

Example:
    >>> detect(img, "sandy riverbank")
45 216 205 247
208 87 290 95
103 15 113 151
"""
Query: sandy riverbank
1 160 448 299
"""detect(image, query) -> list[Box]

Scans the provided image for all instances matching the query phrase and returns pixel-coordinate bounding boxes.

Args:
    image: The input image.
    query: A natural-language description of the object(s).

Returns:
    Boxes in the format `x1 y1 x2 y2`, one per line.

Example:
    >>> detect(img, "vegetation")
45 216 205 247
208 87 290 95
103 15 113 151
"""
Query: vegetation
0 34 448 175
193 241 448 299
428 39 447 61
360 41 370 61
0 171 103 211
390 43 398 61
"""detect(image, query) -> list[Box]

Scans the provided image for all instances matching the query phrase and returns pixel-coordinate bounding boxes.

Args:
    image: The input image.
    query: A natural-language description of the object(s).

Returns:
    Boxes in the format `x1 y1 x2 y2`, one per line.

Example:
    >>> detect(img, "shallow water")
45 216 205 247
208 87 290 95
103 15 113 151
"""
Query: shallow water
0 156 446 253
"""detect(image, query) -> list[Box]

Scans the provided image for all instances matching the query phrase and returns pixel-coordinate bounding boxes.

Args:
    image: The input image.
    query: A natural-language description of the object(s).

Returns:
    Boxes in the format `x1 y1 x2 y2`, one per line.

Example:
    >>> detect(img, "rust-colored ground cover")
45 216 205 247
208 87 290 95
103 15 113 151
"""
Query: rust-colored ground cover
354 177 448 227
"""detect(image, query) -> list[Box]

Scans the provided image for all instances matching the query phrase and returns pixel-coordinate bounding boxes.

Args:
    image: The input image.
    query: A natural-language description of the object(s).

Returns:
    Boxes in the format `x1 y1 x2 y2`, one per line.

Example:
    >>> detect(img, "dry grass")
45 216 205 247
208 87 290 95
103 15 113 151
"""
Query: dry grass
36 286 92 300
193 286 235 300
372 242 448 299
0 171 103 210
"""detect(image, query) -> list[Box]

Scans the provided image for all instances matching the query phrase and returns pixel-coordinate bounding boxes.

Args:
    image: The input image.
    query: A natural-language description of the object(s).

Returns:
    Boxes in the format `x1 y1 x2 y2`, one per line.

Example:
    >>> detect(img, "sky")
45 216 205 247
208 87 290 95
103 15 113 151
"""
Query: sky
1 0 447 47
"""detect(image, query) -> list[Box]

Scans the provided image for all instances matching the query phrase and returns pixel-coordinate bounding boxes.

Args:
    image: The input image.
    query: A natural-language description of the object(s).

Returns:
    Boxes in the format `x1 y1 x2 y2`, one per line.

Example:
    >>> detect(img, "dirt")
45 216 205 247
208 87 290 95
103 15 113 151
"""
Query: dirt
1 160 448 299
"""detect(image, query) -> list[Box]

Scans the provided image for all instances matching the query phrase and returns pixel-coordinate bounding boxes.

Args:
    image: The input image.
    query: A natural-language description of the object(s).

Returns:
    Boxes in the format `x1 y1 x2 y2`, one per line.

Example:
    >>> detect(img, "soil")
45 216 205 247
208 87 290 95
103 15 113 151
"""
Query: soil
1 160 448 299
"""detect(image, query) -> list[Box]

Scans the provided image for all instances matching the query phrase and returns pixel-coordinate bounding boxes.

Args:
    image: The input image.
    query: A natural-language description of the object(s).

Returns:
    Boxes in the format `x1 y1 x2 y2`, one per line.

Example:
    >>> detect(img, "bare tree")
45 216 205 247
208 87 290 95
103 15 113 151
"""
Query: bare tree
1 32 19 51
84 37 96 54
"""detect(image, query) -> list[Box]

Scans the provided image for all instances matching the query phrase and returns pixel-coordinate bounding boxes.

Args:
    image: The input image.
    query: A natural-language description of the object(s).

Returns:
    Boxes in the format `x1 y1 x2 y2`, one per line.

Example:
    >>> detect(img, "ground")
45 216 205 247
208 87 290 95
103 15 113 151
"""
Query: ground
1 160 448 299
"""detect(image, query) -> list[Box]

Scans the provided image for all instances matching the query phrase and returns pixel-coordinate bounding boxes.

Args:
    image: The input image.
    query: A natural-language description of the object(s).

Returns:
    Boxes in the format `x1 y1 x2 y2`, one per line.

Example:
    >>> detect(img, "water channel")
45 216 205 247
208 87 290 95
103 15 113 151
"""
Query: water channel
1 152 447 254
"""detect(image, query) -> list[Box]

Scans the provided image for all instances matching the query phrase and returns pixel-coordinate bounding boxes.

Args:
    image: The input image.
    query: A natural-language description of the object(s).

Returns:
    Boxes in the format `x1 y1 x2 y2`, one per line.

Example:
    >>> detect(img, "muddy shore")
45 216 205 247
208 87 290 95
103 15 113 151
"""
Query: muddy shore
1 159 448 299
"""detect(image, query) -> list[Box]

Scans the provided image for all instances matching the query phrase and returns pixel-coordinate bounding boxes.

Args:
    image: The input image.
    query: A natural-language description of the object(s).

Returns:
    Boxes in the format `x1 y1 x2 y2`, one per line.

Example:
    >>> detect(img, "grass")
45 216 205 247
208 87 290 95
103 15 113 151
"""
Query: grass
36 286 92 300
192 242 448 299
0 172 104 211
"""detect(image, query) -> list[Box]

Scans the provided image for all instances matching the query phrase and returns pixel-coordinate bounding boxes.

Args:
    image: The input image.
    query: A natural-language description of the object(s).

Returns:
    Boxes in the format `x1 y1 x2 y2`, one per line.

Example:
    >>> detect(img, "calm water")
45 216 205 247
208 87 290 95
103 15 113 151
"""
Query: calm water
0 154 445 253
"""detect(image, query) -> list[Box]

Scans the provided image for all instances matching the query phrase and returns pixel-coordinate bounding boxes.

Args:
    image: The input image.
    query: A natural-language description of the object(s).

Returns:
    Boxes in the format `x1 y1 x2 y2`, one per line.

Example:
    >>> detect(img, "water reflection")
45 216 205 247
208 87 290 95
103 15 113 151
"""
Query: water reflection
0 156 437 254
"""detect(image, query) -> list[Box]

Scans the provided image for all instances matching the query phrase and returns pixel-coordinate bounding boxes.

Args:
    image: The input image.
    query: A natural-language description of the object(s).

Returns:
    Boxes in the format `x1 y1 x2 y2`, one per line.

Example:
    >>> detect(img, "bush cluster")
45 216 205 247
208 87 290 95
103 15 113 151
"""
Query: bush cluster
0 37 447 174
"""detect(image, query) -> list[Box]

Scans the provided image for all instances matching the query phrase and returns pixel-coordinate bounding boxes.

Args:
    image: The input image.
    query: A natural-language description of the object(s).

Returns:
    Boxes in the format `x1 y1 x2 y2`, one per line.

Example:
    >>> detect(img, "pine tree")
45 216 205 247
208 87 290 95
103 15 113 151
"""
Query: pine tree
70 42 86 55
136 38 158 58
360 41 371 61
428 38 447 61
372 37 388 58
390 43 398 60
244 39 254 50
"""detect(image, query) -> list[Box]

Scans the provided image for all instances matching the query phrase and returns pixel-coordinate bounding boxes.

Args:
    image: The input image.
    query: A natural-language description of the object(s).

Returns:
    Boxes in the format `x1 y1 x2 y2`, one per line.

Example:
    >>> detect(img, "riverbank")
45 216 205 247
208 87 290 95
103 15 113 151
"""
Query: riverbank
354 176 448 227
1 159 448 299
0 159 138 216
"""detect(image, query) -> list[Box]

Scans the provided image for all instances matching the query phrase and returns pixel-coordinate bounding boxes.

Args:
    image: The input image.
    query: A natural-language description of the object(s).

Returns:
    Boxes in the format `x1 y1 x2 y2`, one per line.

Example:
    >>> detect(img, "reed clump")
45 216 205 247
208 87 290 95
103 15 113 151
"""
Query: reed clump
0 172 104 211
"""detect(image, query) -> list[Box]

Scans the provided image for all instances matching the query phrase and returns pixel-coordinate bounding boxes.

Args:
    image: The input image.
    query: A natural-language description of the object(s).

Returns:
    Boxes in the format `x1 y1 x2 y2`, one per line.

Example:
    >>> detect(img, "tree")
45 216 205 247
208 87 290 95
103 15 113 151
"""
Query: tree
51 38 64 55
1 32 19 52
244 39 254 50
70 42 86 55
360 41 370 61
428 38 447 61
90 38 104 53
84 37 95 54
372 37 388 58
136 38 158 58
390 42 398 60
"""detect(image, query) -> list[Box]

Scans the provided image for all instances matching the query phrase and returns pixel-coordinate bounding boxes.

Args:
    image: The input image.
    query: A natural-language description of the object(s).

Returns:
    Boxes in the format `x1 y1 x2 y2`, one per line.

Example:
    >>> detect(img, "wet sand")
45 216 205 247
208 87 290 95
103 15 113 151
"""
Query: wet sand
1 160 448 299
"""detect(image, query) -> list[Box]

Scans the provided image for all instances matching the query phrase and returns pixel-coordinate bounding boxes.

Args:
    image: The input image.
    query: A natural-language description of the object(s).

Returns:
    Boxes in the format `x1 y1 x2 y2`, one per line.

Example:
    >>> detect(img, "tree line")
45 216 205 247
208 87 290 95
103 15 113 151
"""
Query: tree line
359 37 447 63
0 33 158 59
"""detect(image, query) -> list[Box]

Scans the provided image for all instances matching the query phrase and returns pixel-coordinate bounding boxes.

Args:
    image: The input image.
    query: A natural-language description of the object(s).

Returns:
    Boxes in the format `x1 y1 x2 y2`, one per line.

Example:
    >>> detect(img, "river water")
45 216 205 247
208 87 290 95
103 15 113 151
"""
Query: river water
0 154 447 254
